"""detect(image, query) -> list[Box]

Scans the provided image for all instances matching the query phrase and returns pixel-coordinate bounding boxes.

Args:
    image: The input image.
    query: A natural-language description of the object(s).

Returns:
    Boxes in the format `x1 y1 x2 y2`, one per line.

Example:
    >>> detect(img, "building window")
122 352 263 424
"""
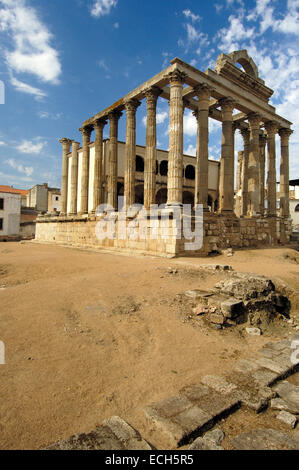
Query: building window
0 198 3 210
55 196 59 201
0 218 3 231
136 155 144 172
295 204 299 212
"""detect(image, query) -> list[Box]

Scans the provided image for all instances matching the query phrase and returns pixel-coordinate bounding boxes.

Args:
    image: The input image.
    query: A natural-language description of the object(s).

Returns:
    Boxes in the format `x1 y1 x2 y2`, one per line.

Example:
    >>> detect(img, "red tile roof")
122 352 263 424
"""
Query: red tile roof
0 185 29 196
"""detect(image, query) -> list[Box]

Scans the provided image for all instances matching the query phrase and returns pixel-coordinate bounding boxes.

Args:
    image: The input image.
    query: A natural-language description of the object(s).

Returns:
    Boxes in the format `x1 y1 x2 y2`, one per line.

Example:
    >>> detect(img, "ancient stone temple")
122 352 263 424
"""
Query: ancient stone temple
36 50 293 256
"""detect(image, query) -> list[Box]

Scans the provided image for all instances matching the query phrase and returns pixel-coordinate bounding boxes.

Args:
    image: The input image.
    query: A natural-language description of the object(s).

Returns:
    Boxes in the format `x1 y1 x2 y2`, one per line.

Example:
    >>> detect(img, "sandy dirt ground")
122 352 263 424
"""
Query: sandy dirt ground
0 242 298 450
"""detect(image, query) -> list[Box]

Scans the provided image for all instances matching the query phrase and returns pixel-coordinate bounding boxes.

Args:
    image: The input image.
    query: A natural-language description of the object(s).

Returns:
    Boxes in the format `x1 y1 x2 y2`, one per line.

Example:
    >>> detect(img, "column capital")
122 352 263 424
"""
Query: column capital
264 120 278 136
108 109 123 122
278 127 293 141
219 97 236 113
240 128 250 144
167 70 186 85
124 98 141 114
79 126 93 138
94 118 107 131
72 141 80 148
193 83 213 101
59 138 72 153
144 86 162 103
247 112 262 129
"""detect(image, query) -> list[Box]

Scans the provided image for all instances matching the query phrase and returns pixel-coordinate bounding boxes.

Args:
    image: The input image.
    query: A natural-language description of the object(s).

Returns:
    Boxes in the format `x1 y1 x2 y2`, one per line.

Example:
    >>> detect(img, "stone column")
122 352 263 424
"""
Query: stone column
167 70 185 206
124 99 141 207
259 132 267 216
69 141 80 215
219 98 235 213
92 118 107 213
235 151 243 218
240 128 250 216
59 138 72 216
144 87 160 210
265 121 278 217
279 128 293 218
107 110 122 209
79 126 92 215
193 84 211 210
247 113 261 216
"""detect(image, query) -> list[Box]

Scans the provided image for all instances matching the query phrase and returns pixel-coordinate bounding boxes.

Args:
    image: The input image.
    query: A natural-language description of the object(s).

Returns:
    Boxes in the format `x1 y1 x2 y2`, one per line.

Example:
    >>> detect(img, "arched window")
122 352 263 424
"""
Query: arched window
136 155 144 172
295 204 299 212
185 165 195 180
160 160 168 176
155 188 167 205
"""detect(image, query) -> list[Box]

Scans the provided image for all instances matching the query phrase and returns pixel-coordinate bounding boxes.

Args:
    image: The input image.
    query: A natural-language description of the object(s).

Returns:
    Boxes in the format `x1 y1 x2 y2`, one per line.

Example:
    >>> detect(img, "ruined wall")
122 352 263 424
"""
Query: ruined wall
35 213 291 257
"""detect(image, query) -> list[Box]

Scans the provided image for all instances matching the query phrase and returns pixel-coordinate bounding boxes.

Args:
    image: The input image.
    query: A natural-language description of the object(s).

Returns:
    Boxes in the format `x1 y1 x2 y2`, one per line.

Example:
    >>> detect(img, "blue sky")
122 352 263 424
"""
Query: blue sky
0 0 298 189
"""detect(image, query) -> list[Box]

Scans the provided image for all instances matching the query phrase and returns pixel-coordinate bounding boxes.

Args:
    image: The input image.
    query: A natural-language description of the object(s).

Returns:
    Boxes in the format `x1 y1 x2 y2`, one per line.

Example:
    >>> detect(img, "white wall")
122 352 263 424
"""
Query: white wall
0 192 21 236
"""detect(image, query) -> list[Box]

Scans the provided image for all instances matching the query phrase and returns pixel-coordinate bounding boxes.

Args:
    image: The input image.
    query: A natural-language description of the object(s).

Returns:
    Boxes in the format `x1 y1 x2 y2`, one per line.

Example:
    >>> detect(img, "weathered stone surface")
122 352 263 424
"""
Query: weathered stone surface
221 298 243 319
271 397 291 412
231 428 299 450
251 368 278 387
246 327 262 336
203 428 225 445
215 275 275 300
273 381 299 414
234 359 260 374
46 416 151 450
185 289 213 300
209 313 225 325
188 437 224 450
276 410 297 428
201 375 237 395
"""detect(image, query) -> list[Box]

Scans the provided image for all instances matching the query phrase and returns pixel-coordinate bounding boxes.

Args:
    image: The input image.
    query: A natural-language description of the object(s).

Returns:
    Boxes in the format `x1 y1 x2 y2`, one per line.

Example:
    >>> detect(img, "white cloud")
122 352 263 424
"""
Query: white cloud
184 144 196 156
5 158 34 177
217 13 255 52
10 76 46 98
142 110 168 127
91 0 118 18
183 110 197 137
0 0 61 85
113 22 119 28
182 9 201 22
37 111 62 120
16 139 46 154
0 141 5 146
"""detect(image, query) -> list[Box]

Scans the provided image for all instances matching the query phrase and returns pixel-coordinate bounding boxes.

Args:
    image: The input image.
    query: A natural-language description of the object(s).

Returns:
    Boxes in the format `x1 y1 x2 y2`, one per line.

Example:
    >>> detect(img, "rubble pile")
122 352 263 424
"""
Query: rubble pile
185 272 291 329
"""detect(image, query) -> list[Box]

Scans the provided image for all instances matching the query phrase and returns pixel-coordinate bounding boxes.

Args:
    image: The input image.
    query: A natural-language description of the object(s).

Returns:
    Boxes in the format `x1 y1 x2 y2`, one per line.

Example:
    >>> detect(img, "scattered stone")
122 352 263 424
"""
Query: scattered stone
188 437 224 450
271 397 291 412
46 416 151 450
167 267 178 275
185 289 213 300
276 410 297 428
223 248 234 257
209 313 225 325
221 299 243 319
192 305 207 316
231 428 299 450
246 327 262 336
203 428 225 445
273 381 299 414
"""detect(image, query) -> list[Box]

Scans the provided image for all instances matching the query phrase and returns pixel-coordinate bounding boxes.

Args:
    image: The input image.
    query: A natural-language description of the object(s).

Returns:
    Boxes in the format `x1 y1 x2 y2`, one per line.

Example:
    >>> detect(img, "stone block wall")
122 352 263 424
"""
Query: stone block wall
35 212 291 257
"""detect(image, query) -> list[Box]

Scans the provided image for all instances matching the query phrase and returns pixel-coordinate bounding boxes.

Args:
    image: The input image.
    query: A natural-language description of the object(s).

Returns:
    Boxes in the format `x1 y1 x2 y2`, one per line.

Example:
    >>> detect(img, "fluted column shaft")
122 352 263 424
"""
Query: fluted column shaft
167 71 185 205
69 141 80 215
124 99 141 207
279 128 293 218
265 121 278 217
93 119 106 213
248 113 261 216
219 98 235 213
59 138 72 215
240 129 250 216
79 126 92 214
259 133 267 216
107 110 122 209
193 85 211 210
144 87 160 209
